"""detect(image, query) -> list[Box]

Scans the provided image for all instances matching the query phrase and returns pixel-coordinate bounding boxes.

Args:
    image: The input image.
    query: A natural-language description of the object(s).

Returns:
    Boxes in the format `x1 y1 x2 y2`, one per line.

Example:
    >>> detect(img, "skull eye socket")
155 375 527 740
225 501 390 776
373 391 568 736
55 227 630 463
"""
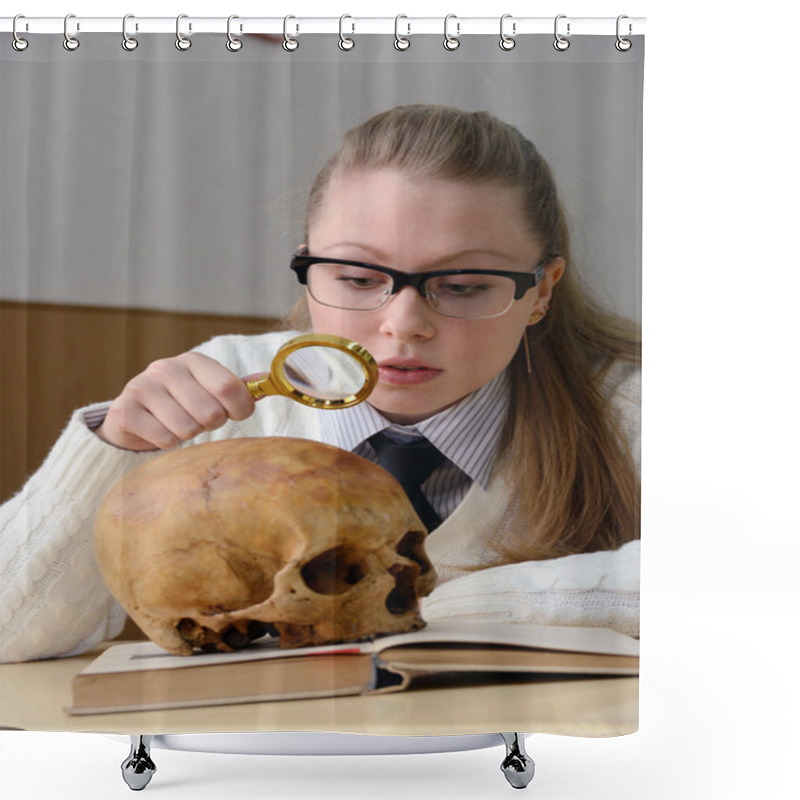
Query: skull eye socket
300 546 366 595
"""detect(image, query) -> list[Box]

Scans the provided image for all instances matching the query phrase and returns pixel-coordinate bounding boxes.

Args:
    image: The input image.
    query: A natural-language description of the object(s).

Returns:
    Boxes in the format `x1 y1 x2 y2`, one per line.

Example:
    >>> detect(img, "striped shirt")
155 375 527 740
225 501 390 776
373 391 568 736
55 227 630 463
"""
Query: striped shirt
318 370 510 521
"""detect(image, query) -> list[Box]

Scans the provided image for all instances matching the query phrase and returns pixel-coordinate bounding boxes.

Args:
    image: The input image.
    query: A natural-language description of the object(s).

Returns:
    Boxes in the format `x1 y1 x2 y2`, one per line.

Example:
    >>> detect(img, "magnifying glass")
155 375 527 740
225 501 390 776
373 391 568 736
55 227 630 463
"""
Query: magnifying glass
243 333 378 409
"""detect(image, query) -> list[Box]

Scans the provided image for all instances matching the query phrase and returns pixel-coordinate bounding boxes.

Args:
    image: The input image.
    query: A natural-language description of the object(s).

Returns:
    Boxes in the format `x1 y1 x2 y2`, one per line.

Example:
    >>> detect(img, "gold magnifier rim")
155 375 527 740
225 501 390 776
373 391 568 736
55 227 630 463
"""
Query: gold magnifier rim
247 333 378 409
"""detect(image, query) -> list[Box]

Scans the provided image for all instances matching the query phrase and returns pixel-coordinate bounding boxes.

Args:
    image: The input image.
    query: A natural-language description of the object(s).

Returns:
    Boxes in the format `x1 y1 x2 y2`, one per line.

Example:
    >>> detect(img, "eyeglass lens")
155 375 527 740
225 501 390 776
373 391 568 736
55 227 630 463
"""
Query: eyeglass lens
306 262 518 319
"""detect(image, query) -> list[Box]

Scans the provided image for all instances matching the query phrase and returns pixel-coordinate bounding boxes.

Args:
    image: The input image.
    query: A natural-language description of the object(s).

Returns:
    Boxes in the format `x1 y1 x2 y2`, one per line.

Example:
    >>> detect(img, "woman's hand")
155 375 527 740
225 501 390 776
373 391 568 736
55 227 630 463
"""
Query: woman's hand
96 352 256 451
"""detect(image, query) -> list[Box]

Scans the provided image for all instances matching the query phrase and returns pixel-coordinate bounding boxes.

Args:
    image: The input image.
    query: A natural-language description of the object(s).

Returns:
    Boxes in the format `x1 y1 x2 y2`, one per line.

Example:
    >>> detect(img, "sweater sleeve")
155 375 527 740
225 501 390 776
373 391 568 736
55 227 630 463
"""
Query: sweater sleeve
420 540 640 638
0 405 158 663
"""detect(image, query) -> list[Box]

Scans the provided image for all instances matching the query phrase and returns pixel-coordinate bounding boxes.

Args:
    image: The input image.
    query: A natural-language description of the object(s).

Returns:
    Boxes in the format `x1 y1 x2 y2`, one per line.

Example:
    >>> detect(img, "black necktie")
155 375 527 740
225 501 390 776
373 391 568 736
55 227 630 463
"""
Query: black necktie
368 432 446 532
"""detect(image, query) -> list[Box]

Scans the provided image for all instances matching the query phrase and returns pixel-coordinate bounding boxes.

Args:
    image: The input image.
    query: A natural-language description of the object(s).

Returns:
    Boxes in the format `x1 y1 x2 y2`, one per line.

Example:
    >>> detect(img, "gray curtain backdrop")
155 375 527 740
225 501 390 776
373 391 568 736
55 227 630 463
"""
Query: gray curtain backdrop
1 33 643 321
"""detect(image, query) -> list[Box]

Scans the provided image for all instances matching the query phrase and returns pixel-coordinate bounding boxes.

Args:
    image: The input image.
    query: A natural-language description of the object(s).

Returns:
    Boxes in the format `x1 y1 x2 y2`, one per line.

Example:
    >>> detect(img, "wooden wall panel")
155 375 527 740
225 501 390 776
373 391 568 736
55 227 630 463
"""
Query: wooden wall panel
1 301 280 502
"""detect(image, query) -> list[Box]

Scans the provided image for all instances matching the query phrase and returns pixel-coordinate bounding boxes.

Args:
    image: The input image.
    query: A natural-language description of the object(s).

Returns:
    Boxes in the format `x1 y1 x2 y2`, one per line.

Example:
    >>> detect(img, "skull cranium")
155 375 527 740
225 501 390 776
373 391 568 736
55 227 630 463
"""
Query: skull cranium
93 437 436 654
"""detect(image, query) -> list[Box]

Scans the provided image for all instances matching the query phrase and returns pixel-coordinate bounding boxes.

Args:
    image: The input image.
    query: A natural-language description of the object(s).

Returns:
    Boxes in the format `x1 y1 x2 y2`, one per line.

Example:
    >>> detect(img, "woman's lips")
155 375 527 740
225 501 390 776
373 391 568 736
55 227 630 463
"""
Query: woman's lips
378 359 443 386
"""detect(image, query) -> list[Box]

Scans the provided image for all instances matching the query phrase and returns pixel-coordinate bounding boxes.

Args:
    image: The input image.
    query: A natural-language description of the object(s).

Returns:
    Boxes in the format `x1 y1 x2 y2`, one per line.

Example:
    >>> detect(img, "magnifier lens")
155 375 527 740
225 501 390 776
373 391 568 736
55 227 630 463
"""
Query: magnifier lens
245 334 377 408
282 346 367 400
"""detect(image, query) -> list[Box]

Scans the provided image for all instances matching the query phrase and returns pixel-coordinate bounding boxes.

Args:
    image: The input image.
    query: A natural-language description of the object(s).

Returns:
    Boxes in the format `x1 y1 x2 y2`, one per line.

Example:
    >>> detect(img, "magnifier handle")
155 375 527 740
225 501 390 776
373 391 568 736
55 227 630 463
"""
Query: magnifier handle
242 373 275 401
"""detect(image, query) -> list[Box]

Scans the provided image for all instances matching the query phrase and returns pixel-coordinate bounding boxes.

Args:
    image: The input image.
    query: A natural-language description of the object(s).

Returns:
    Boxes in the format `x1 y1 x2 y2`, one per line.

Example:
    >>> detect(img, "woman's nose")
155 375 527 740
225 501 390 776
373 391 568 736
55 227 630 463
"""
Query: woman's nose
378 286 436 340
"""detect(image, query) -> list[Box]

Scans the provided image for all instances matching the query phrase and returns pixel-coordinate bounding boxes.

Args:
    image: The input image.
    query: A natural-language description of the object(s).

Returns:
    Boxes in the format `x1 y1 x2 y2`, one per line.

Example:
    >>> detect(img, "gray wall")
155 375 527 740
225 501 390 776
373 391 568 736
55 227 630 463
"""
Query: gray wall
1 34 643 320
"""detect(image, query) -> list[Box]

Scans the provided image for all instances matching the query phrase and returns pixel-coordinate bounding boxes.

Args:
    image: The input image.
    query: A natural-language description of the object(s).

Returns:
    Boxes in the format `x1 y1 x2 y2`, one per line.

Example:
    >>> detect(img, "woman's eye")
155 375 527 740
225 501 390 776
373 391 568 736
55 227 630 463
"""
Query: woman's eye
335 272 385 289
438 281 491 296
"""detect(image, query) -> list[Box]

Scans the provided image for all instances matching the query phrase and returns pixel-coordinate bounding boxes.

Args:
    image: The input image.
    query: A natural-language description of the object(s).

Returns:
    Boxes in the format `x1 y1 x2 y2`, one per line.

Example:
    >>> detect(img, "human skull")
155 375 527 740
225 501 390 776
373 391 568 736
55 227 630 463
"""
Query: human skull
93 437 436 654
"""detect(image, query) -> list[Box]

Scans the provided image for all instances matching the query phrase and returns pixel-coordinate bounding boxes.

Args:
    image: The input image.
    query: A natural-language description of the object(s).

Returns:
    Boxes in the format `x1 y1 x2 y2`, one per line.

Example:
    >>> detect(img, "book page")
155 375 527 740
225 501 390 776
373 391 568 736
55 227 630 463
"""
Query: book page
81 620 638 676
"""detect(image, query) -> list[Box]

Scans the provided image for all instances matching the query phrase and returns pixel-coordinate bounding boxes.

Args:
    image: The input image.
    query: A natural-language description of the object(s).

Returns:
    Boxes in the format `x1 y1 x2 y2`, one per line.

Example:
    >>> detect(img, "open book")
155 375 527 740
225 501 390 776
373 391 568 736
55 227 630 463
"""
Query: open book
67 620 639 715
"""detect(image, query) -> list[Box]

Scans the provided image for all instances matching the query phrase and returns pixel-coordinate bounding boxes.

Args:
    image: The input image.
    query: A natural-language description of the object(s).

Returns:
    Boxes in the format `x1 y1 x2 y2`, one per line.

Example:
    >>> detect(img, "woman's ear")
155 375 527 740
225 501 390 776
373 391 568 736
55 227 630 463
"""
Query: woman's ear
530 256 566 315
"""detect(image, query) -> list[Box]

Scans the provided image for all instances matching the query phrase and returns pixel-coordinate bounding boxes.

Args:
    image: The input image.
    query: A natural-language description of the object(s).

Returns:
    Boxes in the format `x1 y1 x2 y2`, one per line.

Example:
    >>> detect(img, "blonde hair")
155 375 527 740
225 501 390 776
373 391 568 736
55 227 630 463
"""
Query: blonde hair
298 105 640 561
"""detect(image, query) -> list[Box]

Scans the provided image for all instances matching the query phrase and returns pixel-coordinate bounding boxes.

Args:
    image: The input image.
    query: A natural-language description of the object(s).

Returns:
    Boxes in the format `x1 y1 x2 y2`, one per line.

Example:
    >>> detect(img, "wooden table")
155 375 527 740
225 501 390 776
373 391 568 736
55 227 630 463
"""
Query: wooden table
1 641 637 738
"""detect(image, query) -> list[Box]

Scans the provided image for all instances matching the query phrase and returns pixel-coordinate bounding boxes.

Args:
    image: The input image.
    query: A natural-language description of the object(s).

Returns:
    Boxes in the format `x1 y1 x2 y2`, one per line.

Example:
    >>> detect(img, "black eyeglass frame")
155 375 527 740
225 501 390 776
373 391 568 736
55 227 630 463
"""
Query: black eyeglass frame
290 251 552 308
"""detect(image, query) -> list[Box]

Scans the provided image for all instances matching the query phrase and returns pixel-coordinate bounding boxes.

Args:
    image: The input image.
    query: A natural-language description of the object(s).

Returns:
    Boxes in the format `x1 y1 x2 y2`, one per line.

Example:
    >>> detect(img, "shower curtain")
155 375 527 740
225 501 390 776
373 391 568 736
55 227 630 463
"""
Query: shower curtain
0 15 644 751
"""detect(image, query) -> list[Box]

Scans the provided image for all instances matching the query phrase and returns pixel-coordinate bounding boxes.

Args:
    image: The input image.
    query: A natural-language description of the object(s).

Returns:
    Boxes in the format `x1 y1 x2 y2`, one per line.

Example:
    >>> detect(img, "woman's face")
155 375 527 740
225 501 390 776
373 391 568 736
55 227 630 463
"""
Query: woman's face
305 167 564 424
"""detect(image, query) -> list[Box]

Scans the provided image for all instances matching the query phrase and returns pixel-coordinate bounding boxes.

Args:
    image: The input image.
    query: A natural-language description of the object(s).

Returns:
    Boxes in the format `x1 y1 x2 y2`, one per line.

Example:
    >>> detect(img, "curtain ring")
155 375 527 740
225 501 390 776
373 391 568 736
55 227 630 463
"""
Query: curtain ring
553 14 570 51
122 14 138 51
443 14 460 51
338 15 355 51
63 14 80 51
615 15 632 51
499 14 516 51
175 14 192 51
12 15 29 52
282 15 299 51
226 15 243 51
394 15 410 51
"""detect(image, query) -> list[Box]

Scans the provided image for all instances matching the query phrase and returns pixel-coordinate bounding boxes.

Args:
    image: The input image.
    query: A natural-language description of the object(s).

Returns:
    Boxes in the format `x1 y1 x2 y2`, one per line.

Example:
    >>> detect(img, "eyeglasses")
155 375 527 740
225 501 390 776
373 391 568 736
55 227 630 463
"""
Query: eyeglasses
290 250 551 320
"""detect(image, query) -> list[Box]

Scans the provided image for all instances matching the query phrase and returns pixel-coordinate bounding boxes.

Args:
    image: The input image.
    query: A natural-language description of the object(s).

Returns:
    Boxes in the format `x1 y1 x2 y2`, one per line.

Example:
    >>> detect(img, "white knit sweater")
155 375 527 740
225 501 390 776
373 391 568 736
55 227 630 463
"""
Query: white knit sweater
0 331 641 663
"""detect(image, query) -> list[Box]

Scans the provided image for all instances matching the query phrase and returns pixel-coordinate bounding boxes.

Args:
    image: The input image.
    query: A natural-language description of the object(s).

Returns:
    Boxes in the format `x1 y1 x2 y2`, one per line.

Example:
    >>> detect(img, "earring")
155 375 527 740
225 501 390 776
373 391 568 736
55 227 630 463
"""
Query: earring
523 309 547 375
523 332 533 374
528 310 547 326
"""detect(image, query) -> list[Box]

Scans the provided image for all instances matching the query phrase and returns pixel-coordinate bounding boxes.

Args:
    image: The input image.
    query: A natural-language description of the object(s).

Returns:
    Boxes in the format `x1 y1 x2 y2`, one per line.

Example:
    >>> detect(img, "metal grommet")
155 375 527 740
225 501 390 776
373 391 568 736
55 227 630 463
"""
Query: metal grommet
553 14 570 51
12 15 29 51
122 14 138 51
175 14 192 51
615 15 632 51
443 14 460 51
499 14 516 51
394 15 410 51
63 13 80 51
338 14 355 51
282 15 299 51
226 15 243 51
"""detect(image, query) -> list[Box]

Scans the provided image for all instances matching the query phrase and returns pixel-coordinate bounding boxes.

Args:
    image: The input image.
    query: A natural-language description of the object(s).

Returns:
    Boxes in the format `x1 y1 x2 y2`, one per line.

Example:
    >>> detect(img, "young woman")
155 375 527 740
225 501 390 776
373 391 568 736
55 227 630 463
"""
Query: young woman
0 105 640 663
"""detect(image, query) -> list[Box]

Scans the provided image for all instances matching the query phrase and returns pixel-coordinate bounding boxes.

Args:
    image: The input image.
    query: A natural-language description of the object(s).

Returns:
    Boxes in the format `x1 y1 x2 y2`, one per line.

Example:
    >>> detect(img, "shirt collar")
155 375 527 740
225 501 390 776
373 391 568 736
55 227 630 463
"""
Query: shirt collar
319 370 510 489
